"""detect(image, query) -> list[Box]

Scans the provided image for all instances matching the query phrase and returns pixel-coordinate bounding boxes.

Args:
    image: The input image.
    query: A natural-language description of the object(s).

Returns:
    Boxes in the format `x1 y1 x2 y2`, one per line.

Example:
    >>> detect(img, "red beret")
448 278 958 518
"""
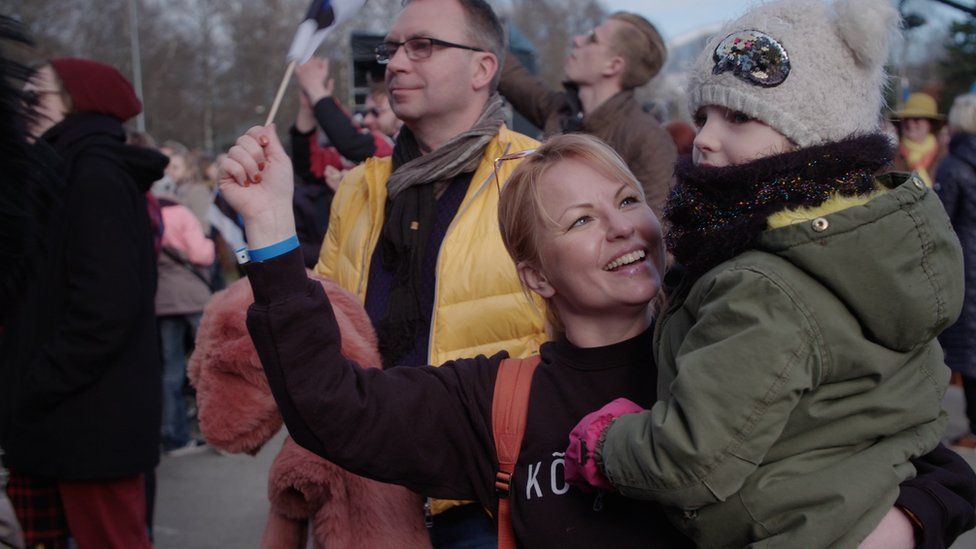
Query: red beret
48 57 142 122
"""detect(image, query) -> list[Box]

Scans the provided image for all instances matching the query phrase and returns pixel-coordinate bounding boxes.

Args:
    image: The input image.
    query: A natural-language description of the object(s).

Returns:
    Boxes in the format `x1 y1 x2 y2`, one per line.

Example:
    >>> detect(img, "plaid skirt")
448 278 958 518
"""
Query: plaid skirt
5 471 68 549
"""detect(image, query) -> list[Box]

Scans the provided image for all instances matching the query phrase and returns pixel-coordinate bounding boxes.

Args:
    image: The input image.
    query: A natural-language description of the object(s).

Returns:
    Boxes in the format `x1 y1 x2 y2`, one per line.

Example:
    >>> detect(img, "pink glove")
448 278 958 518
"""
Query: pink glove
565 398 645 492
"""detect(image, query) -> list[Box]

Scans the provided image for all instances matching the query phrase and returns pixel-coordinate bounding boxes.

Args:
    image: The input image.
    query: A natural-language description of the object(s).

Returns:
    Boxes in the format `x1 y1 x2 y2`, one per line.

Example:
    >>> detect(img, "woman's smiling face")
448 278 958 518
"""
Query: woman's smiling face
529 158 664 321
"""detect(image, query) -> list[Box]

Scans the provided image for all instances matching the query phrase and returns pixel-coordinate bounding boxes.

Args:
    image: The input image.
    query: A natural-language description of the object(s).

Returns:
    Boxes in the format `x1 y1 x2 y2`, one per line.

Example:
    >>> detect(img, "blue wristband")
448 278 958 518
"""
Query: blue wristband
248 235 300 262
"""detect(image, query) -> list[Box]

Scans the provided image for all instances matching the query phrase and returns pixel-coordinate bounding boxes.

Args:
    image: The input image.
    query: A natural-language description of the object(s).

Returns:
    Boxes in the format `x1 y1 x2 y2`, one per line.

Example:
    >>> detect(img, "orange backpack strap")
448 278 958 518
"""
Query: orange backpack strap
491 355 541 549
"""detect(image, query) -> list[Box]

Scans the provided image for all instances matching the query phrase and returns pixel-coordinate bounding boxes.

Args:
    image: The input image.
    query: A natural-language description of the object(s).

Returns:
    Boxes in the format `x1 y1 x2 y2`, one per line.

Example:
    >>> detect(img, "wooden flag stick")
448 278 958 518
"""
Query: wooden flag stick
265 59 298 126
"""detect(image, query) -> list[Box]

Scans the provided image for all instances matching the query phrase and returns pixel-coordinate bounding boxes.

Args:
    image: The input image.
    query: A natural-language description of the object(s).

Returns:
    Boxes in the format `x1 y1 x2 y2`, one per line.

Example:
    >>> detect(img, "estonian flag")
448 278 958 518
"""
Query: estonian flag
286 0 368 64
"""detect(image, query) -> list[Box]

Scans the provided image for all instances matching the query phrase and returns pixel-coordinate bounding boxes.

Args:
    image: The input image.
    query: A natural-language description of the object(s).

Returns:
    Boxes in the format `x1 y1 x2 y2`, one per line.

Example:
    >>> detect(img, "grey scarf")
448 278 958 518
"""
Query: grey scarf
386 93 506 198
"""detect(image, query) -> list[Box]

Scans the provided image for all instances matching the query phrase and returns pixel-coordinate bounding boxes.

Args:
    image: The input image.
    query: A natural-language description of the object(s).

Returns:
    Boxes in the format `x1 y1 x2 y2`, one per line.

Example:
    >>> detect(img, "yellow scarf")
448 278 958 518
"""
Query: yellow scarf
899 134 938 187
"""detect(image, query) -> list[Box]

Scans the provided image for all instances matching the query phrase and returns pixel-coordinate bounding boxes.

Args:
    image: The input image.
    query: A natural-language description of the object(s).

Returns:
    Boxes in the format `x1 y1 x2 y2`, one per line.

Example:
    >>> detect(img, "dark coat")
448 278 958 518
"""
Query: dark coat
0 113 167 480
293 177 334 269
499 52 677 219
936 132 976 377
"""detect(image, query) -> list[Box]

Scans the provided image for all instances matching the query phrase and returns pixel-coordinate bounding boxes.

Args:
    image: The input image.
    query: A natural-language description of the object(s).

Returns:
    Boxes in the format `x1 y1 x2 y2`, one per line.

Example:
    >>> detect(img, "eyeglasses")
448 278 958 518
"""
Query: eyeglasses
375 37 485 64
492 148 537 192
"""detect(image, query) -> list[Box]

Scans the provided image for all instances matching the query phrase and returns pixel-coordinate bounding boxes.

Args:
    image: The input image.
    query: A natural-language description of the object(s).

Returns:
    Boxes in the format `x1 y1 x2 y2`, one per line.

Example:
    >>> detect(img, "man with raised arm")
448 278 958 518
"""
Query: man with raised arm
499 13 676 218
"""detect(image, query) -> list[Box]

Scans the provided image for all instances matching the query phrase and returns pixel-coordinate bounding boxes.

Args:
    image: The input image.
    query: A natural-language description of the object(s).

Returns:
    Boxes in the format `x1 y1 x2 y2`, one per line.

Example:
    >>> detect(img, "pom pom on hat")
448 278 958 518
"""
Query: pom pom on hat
833 0 898 69
48 57 142 122
687 0 901 148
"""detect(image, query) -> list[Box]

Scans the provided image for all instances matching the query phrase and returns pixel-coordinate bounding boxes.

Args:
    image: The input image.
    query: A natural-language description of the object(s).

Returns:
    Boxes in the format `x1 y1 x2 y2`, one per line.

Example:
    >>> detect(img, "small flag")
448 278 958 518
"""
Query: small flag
286 0 368 64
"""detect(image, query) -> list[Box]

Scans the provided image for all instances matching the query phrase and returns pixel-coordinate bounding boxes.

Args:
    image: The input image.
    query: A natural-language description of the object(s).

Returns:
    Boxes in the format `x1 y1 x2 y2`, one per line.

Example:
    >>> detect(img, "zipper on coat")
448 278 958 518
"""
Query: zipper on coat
424 497 434 528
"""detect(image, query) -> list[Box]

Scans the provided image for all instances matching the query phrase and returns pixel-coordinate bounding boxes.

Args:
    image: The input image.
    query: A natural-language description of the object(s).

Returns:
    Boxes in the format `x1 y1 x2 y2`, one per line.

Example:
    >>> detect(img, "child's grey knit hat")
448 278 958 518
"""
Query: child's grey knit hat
687 0 899 148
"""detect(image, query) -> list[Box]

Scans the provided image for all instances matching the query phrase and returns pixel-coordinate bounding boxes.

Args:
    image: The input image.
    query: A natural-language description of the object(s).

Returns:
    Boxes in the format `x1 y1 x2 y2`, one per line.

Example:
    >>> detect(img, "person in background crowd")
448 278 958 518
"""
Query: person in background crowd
292 170 335 268
203 152 247 279
566 0 964 546
193 152 234 290
290 60 398 267
289 81 342 267
153 183 215 456
665 119 696 156
293 57 396 169
0 15 46 549
0 56 165 549
0 455 22 549
936 93 976 448
362 81 402 140
161 140 213 232
498 11 676 218
892 92 947 187
126 130 166 262
294 0 546 544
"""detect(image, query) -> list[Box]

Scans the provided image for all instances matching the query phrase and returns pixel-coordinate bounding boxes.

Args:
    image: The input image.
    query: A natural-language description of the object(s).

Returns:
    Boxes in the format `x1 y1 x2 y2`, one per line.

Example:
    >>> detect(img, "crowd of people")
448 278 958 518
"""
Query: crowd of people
1 0 976 547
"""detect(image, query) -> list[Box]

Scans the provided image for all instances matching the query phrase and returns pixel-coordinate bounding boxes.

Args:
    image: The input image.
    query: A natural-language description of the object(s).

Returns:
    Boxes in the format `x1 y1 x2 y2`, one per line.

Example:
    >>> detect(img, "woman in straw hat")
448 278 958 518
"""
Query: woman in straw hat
892 92 947 186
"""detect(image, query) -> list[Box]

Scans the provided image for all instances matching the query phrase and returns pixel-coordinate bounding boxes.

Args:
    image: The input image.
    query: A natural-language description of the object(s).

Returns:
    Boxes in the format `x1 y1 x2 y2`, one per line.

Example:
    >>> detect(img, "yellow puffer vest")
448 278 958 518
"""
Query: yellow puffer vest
315 125 545 365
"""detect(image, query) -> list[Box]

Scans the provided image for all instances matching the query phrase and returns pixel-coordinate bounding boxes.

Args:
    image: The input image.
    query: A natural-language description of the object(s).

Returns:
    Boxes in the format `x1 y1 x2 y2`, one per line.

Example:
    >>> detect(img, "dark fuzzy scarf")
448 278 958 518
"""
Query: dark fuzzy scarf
665 134 894 276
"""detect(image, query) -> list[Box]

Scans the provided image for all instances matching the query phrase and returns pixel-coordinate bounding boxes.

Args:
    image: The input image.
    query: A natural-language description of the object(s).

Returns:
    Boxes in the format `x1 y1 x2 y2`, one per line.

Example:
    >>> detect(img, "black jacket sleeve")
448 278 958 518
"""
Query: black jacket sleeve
312 98 376 163
291 182 334 269
498 51 566 131
23 156 151 409
897 444 976 548
244 249 499 505
935 157 971 226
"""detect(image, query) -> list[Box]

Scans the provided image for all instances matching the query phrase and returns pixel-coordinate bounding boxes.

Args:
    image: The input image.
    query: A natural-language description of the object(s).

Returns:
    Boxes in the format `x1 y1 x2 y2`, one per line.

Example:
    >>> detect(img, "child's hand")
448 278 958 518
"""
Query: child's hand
565 398 644 492
218 125 296 249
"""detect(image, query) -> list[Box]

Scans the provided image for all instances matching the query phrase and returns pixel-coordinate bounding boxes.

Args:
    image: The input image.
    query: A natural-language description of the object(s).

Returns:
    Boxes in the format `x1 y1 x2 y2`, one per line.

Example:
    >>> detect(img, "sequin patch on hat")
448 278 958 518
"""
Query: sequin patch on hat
712 30 790 88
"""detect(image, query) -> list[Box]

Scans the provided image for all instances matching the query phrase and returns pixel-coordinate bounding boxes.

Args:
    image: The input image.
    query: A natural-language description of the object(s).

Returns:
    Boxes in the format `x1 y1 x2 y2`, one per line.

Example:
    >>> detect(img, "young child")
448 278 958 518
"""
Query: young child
565 0 965 546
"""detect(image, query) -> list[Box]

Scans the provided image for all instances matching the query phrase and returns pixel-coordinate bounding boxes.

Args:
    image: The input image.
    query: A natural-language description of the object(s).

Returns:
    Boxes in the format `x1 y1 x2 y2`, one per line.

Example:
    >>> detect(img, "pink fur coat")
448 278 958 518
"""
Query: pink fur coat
187 273 430 548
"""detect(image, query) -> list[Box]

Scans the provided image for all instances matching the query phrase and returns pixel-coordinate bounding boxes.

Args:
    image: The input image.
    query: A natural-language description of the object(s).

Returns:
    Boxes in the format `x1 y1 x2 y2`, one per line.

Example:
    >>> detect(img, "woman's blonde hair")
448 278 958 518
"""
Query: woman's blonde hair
497 133 647 332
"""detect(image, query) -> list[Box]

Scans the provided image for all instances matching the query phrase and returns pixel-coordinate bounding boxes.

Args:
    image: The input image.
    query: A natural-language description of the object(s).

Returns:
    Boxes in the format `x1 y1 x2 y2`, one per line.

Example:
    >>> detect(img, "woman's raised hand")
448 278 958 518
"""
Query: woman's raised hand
219 125 297 249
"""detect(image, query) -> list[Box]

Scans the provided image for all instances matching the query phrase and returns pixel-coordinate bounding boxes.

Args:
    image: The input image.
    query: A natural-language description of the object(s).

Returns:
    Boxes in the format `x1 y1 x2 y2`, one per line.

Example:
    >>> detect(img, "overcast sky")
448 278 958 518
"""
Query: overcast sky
604 0 753 40
605 0 967 42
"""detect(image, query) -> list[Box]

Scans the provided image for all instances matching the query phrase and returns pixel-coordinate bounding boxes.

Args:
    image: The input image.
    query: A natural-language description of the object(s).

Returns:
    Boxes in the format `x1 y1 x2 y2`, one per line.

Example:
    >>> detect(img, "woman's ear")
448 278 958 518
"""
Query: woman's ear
517 260 555 299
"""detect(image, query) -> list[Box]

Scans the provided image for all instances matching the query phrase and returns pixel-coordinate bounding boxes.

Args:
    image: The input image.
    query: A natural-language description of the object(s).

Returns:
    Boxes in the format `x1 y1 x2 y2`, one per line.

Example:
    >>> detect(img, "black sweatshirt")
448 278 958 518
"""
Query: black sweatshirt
245 249 976 548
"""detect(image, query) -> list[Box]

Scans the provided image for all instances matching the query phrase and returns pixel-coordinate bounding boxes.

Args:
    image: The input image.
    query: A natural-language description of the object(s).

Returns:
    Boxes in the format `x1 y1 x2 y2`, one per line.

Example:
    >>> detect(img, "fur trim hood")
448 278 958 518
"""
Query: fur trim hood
188 274 429 548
